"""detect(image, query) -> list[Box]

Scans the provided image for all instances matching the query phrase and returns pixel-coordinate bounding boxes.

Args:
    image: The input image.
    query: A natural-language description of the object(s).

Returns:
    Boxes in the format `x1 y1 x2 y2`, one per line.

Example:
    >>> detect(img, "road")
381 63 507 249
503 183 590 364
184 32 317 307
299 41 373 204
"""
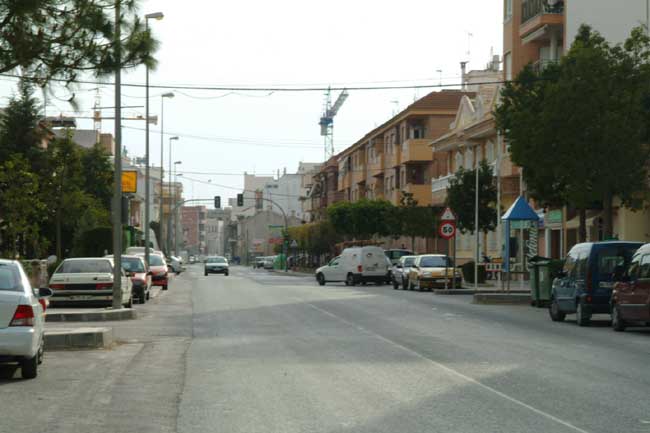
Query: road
1 265 649 433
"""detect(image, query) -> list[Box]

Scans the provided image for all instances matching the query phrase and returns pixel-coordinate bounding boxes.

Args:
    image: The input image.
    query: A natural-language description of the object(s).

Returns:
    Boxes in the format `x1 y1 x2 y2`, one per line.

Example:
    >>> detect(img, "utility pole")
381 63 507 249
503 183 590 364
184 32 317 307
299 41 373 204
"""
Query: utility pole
474 146 479 292
112 1 123 309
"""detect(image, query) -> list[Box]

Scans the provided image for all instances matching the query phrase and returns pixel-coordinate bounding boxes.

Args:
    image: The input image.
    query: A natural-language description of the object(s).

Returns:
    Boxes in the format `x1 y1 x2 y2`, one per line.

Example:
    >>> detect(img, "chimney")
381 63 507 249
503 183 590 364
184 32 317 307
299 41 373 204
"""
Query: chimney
460 62 468 91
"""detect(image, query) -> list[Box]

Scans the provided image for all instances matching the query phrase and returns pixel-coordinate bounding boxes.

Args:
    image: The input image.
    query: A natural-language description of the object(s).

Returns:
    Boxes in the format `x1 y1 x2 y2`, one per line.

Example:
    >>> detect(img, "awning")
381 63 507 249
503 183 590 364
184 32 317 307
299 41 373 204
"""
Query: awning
565 211 602 230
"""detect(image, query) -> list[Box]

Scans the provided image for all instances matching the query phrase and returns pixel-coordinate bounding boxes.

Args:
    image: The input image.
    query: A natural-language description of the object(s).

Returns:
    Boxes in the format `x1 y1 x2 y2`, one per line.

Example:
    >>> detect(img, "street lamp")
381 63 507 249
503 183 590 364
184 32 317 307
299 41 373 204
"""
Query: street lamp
173 161 182 256
144 11 164 268
159 92 174 254
167 136 180 254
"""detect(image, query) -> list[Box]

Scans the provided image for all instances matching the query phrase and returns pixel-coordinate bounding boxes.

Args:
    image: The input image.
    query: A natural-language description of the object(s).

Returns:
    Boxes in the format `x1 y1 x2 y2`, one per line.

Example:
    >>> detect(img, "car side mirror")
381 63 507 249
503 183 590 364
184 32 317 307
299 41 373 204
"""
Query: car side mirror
396 264 403 268
148 271 153 276
411 265 418 270
38 287 53 298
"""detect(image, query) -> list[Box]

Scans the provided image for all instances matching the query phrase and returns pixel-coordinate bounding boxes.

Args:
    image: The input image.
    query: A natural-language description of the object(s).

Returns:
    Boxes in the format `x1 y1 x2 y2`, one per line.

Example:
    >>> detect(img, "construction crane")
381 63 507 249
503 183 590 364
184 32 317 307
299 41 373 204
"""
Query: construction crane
319 87 348 161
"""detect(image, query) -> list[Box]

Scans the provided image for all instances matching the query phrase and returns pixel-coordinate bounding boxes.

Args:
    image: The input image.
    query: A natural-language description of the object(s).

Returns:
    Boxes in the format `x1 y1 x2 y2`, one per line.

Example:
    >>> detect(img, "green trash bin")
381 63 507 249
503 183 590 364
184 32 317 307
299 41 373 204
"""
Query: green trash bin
529 257 552 308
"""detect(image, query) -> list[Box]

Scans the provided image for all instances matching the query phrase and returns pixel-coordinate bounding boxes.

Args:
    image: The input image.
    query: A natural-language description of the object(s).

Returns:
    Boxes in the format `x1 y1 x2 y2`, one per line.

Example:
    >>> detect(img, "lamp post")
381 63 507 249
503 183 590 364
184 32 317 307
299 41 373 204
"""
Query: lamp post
144 11 164 268
167 136 179 254
159 92 174 254
173 160 182 256
112 1 123 309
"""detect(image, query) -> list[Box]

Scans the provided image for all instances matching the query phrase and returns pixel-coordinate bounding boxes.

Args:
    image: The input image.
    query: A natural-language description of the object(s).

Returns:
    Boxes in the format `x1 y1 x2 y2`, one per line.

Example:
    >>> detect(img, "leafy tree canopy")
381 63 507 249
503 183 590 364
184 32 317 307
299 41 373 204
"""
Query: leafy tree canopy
446 160 497 234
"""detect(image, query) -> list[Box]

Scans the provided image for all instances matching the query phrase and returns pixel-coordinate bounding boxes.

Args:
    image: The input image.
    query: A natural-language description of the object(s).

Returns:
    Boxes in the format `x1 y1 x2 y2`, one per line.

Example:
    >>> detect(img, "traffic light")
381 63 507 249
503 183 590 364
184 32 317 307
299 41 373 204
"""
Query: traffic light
237 193 244 207
214 196 221 209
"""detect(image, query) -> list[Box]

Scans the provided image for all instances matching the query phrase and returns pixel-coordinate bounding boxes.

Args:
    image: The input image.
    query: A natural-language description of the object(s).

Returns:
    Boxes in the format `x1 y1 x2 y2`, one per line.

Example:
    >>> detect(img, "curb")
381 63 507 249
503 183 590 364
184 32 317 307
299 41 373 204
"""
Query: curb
472 293 531 305
270 270 314 278
44 327 113 350
436 289 531 295
46 308 137 323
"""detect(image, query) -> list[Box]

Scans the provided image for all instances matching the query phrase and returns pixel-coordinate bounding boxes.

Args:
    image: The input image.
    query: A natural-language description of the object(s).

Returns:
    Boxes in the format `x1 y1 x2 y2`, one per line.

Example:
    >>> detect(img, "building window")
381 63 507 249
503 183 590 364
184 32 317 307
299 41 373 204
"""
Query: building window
486 141 495 163
455 151 464 171
464 149 474 169
504 0 512 20
504 52 512 81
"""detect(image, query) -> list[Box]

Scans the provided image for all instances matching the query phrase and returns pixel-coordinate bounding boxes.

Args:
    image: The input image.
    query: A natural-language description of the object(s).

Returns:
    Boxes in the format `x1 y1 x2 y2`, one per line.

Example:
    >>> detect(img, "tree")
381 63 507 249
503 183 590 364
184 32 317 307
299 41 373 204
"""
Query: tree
81 143 113 209
496 26 650 241
0 0 158 84
0 155 46 257
446 160 497 235
327 199 396 240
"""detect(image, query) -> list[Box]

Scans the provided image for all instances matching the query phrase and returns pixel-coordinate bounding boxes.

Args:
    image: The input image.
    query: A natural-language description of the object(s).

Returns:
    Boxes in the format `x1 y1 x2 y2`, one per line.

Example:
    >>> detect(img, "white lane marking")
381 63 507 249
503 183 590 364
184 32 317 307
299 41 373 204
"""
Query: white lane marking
304 302 591 433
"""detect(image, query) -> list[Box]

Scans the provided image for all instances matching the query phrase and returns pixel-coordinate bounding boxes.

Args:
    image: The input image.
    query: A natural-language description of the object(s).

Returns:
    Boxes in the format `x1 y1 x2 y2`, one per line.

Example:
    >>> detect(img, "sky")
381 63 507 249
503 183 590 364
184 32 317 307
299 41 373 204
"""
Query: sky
1 0 503 204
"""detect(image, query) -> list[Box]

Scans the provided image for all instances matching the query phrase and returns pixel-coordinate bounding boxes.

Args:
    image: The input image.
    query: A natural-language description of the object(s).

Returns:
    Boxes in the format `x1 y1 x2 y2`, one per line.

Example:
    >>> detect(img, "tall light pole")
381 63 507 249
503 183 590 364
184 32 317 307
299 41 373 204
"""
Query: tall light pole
144 11 164 268
112 1 123 309
159 92 174 254
167 136 179 255
173 160 182 256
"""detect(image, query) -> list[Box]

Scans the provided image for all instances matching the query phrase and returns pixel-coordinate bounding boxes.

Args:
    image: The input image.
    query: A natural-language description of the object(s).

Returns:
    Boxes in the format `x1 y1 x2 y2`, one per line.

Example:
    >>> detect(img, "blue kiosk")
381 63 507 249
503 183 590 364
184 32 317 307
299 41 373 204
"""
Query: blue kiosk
501 196 540 291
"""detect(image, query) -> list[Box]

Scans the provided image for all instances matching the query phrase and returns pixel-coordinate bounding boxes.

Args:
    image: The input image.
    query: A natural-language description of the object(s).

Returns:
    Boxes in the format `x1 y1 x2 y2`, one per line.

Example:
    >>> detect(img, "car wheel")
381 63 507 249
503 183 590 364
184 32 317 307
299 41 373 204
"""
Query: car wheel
37 341 44 365
317 273 326 286
549 296 566 322
204 271 208 276
392 280 399 290
146 290 151 301
162 284 168 291
125 295 133 309
346 273 356 287
21 355 38 379
138 288 146 304
611 304 626 332
576 301 591 327
225 272 229 276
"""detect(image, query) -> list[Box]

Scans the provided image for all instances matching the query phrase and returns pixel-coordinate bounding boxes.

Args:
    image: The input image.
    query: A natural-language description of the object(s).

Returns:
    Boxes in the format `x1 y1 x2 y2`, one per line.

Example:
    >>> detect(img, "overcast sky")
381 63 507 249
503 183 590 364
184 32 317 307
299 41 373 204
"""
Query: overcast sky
2 0 503 204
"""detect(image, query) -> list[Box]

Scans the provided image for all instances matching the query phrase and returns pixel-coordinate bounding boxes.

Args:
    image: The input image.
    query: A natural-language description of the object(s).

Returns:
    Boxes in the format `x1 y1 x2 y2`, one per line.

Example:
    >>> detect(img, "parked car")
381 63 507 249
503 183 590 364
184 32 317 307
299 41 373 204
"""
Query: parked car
125 246 156 256
610 242 650 331
392 255 417 290
189 256 196 264
105 255 151 304
204 256 229 276
254 257 265 269
315 246 390 286
549 241 643 326
406 254 459 291
48 257 133 307
0 260 52 379
168 256 184 274
141 253 169 291
263 256 275 270
385 249 415 266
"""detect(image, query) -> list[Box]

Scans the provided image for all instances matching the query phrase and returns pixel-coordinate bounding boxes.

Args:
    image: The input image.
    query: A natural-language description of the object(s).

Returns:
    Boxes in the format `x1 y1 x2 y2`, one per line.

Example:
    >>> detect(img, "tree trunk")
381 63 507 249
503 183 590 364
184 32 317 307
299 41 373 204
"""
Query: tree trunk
56 209 62 260
602 192 613 240
578 208 587 243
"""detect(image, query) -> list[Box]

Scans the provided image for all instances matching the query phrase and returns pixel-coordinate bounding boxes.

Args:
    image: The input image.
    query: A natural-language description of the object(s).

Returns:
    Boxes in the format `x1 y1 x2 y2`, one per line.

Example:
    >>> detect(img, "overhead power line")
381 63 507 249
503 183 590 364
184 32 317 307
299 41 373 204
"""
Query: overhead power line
0 72 510 92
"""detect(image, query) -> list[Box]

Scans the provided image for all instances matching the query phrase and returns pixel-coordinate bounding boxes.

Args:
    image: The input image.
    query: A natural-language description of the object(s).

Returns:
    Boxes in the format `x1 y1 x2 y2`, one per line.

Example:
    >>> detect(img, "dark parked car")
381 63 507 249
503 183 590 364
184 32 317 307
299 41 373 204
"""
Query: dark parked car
549 241 642 326
610 242 650 331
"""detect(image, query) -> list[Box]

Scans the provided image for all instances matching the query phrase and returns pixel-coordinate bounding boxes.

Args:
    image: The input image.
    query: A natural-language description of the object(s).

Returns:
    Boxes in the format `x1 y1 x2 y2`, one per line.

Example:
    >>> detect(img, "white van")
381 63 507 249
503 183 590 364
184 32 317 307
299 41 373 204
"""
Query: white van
315 246 390 286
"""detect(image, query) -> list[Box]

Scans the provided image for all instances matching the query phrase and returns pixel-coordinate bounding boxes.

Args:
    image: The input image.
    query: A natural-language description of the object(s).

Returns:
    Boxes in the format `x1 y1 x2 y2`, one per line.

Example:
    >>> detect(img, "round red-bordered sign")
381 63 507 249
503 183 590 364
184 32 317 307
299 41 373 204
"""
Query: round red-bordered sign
439 221 456 240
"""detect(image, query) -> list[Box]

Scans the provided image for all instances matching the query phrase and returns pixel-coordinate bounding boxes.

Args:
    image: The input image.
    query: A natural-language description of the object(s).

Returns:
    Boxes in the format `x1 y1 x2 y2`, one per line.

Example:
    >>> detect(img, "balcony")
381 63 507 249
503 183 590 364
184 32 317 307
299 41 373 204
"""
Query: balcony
521 0 564 24
401 139 432 164
337 171 351 191
402 184 432 206
520 0 564 41
351 164 367 185
385 148 401 169
368 154 385 177
431 175 452 193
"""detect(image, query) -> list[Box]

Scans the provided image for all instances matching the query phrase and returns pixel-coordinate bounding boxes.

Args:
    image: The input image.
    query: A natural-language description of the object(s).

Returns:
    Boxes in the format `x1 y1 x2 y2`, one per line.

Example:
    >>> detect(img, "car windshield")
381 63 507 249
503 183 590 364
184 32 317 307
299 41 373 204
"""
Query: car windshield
56 259 112 274
122 257 145 272
419 256 451 268
0 263 22 292
207 257 226 263
597 246 639 280
403 257 416 267
148 255 165 266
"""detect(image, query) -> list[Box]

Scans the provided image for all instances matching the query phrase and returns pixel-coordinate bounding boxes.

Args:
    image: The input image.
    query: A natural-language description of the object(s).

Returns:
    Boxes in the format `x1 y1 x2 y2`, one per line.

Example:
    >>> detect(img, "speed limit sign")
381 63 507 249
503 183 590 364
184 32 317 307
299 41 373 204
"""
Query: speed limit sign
439 221 456 240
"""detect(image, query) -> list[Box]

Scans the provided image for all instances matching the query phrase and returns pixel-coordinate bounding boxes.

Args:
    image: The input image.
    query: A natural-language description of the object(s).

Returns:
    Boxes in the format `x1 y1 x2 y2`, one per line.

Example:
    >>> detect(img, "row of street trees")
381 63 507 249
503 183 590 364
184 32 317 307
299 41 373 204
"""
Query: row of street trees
496 25 650 242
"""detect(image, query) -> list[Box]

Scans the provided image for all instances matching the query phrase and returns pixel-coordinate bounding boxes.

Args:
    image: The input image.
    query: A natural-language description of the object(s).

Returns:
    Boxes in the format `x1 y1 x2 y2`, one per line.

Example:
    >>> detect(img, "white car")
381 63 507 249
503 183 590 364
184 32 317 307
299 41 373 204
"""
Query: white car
0 259 52 379
48 258 133 308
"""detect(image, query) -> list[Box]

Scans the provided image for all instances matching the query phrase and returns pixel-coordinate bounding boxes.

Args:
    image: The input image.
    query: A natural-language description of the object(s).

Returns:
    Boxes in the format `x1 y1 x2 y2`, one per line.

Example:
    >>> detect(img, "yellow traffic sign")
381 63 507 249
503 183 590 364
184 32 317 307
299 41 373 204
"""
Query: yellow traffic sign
122 171 137 193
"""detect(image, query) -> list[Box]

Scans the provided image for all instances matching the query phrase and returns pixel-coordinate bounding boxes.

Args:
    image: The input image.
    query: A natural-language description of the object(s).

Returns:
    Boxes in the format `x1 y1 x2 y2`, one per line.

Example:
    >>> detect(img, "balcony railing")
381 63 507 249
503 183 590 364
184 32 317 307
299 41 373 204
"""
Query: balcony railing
431 175 452 193
521 0 564 24
532 59 557 74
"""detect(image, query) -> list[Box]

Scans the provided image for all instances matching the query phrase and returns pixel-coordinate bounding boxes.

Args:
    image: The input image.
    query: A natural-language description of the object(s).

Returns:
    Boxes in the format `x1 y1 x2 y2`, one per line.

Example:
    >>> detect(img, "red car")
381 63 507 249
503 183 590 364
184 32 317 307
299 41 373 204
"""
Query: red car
105 255 152 304
611 243 650 331
145 253 169 291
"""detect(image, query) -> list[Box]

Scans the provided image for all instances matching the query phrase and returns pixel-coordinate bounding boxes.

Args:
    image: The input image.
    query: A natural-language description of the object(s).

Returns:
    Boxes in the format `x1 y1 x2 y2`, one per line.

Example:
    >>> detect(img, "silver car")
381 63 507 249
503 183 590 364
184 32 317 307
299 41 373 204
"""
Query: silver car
392 255 417 290
0 260 52 379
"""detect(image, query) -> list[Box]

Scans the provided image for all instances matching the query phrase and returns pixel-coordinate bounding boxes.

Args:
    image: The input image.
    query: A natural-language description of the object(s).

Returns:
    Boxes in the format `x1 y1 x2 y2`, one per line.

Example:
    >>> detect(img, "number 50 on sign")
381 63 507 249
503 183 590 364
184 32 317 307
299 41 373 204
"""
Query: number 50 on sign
439 221 456 240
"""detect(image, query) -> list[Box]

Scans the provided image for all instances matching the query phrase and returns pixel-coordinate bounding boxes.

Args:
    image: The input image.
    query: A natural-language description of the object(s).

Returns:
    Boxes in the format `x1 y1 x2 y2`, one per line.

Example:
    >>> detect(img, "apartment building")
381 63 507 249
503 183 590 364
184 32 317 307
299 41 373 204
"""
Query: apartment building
337 90 471 208
299 162 323 222
181 206 207 255
504 0 650 256
309 156 342 221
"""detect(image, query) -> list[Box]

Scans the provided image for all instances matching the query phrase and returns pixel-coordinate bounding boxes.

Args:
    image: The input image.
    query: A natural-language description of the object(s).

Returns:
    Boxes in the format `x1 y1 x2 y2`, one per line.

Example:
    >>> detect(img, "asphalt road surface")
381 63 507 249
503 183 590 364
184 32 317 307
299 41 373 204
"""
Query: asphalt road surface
2 265 649 433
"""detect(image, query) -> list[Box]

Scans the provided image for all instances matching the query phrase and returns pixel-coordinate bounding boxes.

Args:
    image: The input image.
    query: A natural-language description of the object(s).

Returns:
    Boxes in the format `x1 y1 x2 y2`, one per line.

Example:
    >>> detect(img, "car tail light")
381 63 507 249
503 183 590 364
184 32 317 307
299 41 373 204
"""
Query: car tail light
586 295 593 303
357 265 363 273
10 305 34 327
38 299 49 312
95 283 113 290
49 283 65 290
